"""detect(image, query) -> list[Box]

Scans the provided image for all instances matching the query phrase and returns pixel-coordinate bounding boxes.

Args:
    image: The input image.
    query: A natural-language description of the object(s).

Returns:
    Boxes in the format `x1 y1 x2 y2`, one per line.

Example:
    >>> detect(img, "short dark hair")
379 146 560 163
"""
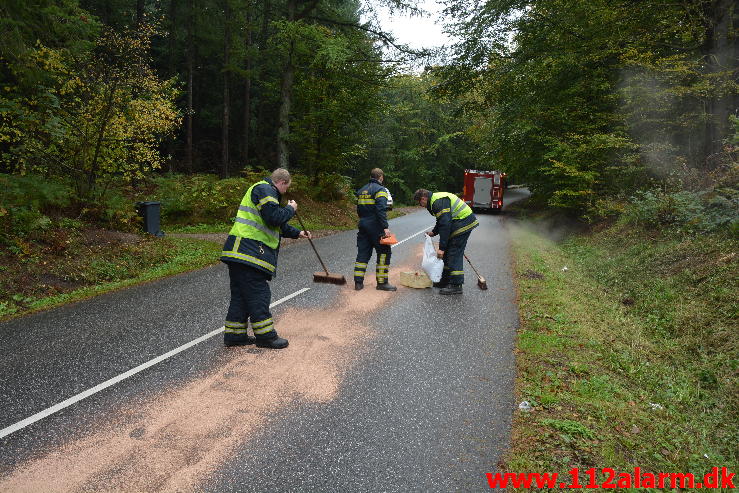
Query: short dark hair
413 189 429 203
370 168 383 180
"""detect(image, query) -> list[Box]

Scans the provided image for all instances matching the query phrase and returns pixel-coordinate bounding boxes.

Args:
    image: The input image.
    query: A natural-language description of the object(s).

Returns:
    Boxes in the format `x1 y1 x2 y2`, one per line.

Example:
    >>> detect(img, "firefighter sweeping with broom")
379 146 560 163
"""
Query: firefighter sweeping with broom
221 168 311 349
354 168 397 291
413 188 479 295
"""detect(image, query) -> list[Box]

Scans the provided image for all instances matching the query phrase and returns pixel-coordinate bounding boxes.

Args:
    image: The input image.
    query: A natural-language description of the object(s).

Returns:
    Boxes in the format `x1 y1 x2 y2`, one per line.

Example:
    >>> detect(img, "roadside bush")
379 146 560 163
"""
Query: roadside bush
145 174 247 224
96 189 141 232
140 171 352 226
305 173 352 201
0 174 72 212
0 174 144 242
622 188 738 234
0 174 72 243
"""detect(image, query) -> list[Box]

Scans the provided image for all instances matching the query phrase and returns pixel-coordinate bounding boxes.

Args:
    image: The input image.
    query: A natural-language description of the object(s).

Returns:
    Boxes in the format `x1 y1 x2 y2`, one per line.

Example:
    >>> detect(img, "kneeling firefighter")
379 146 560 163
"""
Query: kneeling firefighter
221 168 311 349
413 188 479 295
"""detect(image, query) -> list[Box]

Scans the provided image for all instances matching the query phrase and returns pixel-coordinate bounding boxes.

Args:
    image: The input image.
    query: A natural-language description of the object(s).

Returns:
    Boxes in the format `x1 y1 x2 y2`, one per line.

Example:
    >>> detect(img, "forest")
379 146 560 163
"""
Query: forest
1 1 736 482
1 0 736 226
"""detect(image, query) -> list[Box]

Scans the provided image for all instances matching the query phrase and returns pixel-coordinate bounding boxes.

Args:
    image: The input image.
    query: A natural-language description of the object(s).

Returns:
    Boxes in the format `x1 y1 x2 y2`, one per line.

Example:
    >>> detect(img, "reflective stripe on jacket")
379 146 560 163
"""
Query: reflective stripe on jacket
356 178 389 236
427 192 478 250
229 180 281 249
221 178 300 277
430 192 473 220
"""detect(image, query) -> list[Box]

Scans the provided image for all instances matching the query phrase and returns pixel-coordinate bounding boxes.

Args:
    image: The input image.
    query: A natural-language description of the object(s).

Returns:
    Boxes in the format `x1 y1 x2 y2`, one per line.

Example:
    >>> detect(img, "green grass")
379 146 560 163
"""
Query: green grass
166 222 233 234
506 217 737 489
0 236 220 321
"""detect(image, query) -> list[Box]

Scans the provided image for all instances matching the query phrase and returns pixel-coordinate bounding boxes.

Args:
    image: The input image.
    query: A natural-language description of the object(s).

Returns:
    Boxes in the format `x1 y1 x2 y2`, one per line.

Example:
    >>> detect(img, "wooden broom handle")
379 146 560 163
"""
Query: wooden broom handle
463 254 483 278
293 209 330 275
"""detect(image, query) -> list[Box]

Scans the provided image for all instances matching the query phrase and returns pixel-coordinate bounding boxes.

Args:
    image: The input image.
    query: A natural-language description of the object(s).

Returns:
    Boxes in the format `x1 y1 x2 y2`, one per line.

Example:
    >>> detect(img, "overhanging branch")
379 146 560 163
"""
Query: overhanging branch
308 15 431 58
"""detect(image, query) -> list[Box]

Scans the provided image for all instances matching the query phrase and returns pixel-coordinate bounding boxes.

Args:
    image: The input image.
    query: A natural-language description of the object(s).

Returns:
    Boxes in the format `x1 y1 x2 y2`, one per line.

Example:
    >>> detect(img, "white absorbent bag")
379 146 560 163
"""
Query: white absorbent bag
421 234 444 282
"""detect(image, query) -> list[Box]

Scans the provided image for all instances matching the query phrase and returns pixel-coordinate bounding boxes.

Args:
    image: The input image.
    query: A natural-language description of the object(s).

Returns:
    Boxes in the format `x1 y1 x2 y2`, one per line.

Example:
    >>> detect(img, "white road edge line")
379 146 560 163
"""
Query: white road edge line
0 287 311 440
392 227 430 248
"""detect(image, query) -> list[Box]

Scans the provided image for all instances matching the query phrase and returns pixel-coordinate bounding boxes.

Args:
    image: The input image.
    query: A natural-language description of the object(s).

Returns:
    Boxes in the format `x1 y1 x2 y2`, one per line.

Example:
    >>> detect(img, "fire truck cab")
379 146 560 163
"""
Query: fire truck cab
462 169 506 214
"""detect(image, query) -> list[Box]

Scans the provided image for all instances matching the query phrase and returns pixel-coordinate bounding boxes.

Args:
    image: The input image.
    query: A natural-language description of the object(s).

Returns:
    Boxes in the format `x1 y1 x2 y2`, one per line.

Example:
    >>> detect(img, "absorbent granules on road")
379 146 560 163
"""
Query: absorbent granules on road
0 265 411 493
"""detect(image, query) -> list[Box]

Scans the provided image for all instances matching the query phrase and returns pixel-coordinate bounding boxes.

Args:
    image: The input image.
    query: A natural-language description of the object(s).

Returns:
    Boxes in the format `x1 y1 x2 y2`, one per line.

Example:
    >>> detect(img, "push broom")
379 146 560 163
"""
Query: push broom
293 210 347 285
463 254 488 290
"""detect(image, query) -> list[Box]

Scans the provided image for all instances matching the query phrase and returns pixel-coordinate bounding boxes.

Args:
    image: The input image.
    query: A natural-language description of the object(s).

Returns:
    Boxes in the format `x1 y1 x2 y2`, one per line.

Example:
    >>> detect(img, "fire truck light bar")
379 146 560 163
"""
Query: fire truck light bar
466 169 496 174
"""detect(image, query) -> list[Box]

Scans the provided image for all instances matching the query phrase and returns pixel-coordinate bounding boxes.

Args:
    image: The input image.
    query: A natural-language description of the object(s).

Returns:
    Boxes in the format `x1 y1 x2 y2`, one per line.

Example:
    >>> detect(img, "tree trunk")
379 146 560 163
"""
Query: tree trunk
254 0 270 166
221 0 231 178
241 5 253 167
185 0 195 173
167 0 177 173
136 0 145 27
276 0 297 169
276 47 294 169
703 0 734 166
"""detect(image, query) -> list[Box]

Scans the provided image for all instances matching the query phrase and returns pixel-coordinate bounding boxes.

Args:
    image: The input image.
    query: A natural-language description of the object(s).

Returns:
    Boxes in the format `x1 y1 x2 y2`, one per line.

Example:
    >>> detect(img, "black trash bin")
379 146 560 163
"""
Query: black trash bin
135 201 165 237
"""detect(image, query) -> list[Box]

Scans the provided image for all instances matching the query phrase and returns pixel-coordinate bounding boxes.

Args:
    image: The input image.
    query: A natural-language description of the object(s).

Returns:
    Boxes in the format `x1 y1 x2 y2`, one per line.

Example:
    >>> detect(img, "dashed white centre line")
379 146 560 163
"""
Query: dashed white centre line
0 287 311 440
392 227 431 248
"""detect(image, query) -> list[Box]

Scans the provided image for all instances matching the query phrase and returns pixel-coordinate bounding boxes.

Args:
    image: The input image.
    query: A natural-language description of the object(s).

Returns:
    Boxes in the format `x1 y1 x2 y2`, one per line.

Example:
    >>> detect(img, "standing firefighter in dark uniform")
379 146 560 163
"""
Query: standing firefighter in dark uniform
413 188 479 295
221 168 311 349
354 168 396 291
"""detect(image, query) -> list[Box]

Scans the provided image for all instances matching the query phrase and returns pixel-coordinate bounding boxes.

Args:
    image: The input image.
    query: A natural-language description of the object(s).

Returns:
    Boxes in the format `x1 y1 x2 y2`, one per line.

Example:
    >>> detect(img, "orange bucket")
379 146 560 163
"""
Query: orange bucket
379 233 398 245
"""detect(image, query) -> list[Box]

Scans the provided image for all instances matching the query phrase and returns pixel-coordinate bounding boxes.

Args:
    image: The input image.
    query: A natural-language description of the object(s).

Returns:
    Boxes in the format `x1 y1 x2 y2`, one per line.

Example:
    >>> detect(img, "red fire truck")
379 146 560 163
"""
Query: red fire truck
462 169 507 213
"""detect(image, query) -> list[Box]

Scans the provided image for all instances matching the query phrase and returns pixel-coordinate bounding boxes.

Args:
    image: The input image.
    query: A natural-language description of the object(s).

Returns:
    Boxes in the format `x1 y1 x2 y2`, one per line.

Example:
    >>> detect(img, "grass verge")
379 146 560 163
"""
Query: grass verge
0 235 220 321
506 215 737 489
1 198 414 322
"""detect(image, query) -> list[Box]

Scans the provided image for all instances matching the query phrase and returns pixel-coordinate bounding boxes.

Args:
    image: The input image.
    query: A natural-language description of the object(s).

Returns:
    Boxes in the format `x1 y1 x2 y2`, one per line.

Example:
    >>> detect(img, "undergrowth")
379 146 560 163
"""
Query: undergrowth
507 212 737 489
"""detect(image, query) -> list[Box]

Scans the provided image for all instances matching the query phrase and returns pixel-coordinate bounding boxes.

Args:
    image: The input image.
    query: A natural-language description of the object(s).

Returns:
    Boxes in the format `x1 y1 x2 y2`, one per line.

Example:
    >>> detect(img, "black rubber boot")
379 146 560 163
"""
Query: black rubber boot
439 284 463 295
432 281 448 288
355 281 364 291
255 335 289 349
224 336 256 347
376 282 397 291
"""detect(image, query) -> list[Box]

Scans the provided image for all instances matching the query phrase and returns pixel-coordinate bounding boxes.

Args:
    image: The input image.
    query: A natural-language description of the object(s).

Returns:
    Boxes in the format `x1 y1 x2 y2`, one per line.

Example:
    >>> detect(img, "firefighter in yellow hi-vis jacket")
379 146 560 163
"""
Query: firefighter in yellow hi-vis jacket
413 188 479 295
220 168 311 349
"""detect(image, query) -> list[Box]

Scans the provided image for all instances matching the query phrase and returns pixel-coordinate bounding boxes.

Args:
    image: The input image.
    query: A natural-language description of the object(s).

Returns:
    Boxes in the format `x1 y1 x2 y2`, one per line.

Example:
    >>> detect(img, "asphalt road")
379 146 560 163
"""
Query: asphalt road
0 188 529 492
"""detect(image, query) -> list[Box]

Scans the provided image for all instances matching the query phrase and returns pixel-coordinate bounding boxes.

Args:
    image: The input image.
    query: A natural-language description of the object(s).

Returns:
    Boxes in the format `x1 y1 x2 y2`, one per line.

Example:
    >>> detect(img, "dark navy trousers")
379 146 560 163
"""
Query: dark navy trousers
354 228 392 284
440 231 471 286
224 262 277 344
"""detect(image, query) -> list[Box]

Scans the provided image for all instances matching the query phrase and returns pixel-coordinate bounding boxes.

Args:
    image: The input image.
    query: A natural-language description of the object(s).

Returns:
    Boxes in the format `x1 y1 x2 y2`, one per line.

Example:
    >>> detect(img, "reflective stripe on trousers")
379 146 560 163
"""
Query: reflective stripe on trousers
224 262 277 343
376 253 389 282
355 229 391 283
439 230 472 286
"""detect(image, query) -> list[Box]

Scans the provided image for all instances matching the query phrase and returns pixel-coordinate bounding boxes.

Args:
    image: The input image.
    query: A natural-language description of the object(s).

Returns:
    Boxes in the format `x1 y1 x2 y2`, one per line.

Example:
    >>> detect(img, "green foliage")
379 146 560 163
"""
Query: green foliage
731 116 739 146
0 173 71 211
0 173 72 242
141 171 354 226
623 188 739 233
355 74 478 201
306 173 353 201
510 219 738 478
1 23 180 205
0 0 99 61
439 0 738 215
542 419 596 440
93 188 141 231
289 20 388 180
144 174 246 225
